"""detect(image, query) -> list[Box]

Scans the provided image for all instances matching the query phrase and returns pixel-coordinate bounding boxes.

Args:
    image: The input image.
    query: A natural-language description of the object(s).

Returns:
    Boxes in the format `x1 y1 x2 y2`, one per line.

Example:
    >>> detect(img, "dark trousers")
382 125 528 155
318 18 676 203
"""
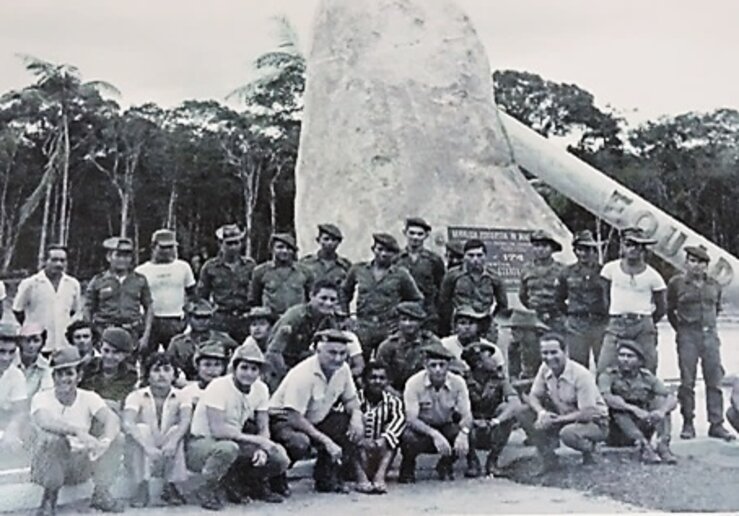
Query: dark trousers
355 319 396 361
470 418 514 462
726 406 739 434
400 423 460 466
608 407 671 446
149 316 186 354
566 315 608 368
211 311 250 344
270 410 350 486
676 325 725 425
518 407 607 457
508 335 541 380
598 317 658 374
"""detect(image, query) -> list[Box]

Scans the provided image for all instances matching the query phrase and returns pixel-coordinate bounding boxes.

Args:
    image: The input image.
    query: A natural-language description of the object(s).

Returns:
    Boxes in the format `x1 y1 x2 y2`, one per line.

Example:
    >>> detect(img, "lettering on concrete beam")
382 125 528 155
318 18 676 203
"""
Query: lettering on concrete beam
634 210 659 236
657 226 687 257
602 190 633 226
712 257 735 287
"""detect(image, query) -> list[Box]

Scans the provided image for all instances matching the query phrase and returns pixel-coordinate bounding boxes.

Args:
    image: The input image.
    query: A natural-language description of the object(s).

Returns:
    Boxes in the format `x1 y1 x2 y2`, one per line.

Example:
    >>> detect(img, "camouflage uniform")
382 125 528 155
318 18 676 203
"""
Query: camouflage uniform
85 270 152 342
438 267 507 339
300 254 351 287
519 259 567 335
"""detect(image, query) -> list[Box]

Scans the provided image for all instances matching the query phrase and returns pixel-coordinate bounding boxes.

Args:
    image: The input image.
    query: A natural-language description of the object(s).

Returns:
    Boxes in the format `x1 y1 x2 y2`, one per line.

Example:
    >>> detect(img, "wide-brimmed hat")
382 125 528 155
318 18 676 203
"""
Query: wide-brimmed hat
246 306 276 323
621 227 657 245
317 223 343 241
232 340 265 366
0 322 21 341
270 233 298 252
151 228 178 247
50 346 82 370
216 224 245 242
372 233 400 253
396 301 426 320
572 230 602 248
530 230 563 252
20 323 46 338
462 341 505 368
186 299 215 317
684 244 710 263
499 309 550 331
453 306 490 321
193 341 228 365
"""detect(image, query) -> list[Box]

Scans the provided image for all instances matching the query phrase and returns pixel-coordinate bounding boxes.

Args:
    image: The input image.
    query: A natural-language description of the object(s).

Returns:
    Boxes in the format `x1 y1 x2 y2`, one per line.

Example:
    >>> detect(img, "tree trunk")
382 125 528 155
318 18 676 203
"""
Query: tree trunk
166 181 177 229
38 179 53 269
58 116 71 245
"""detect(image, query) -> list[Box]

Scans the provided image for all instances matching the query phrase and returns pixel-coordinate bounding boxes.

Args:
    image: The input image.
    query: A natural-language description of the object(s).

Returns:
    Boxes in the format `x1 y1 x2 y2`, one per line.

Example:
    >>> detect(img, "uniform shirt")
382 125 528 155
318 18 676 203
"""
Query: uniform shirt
376 330 443 392
269 355 358 424
79 357 139 403
597 366 669 409
85 270 152 326
531 359 608 418
249 261 313 317
0 365 27 412
519 260 567 316
395 248 445 317
190 375 269 437
13 271 82 351
300 253 352 287
404 370 471 427
560 262 608 316
197 255 256 313
667 273 721 328
441 335 498 362
266 303 334 368
14 353 53 399
438 266 507 332
601 260 666 316
135 260 196 318
166 329 237 381
31 388 105 448
179 381 206 409
342 262 423 321
124 386 188 433
466 371 518 420
357 388 406 449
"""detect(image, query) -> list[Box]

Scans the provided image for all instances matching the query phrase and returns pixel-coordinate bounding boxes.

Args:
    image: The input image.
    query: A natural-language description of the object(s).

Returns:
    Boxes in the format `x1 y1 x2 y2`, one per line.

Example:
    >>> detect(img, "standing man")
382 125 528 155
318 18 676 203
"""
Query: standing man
197 224 255 343
135 229 196 357
396 217 446 332
519 230 567 336
250 233 313 318
342 233 423 358
376 302 442 394
667 244 735 441
85 237 153 358
523 333 608 473
438 239 507 339
400 343 473 483
559 230 609 368
598 227 667 374
300 224 352 286
13 245 81 352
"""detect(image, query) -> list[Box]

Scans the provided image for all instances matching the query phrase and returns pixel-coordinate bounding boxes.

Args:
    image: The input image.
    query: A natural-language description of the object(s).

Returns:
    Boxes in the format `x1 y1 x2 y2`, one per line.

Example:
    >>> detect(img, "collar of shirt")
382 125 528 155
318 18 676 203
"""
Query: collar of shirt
543 359 577 383
33 270 74 286
422 371 452 391
13 351 50 372
141 386 180 403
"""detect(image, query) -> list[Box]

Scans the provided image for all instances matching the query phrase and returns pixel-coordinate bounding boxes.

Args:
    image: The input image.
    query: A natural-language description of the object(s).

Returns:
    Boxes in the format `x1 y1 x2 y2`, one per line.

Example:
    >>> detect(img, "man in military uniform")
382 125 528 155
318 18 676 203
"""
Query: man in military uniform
560 230 609 367
500 309 549 382
265 278 339 385
197 224 255 343
300 224 352 286
376 302 442 394
166 299 237 381
438 239 508 338
342 233 423 359
445 241 464 270
598 340 678 464
85 237 153 357
80 327 139 412
667 244 735 441
440 306 494 361
519 230 567 336
461 341 523 477
250 233 314 318
244 306 277 352
395 217 446 332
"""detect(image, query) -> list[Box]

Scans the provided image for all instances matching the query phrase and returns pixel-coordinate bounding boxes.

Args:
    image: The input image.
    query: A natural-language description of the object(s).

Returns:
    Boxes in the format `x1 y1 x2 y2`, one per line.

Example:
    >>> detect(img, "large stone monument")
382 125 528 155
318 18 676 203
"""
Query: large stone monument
295 0 573 264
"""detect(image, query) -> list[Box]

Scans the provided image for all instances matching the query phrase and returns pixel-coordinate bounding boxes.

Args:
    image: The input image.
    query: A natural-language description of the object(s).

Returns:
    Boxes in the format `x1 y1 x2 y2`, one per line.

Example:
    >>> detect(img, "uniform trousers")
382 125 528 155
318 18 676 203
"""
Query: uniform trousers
598 317 658 374
565 315 608 368
676 325 725 425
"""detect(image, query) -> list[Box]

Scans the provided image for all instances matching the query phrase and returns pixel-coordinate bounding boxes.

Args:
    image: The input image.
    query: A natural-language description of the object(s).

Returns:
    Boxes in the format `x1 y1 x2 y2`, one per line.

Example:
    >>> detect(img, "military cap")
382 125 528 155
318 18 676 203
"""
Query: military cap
231 340 265 365
102 236 134 252
0 321 21 340
463 238 487 253
246 306 276 323
448 358 470 376
405 217 432 232
50 346 82 370
372 233 400 253
312 328 353 345
500 308 550 330
193 341 228 365
20 323 46 337
422 342 455 361
186 299 215 316
317 223 343 240
463 341 505 368
572 230 602 248
617 339 645 361
396 301 426 320
151 228 178 246
621 227 657 245
453 305 490 321
684 244 710 263
215 224 245 242
445 241 464 257
270 233 298 251
529 230 563 252
101 327 134 353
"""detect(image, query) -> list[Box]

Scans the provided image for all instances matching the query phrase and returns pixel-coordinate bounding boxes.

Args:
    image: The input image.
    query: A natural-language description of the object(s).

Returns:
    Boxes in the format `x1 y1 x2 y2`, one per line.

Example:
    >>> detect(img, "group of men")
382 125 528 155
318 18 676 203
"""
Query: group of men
0 217 737 516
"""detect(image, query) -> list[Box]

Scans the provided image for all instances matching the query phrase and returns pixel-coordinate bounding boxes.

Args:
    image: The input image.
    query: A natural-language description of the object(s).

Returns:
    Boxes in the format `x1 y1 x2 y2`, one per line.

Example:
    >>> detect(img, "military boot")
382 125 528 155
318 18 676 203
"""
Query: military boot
708 423 736 441
464 451 482 478
656 442 678 465
680 420 696 439
36 489 58 516
398 455 417 484
90 486 124 513
637 440 661 464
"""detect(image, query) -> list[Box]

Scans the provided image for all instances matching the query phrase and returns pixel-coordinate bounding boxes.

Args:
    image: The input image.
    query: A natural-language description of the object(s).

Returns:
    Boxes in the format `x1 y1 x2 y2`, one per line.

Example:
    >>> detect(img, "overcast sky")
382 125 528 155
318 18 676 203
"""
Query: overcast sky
1 0 737 122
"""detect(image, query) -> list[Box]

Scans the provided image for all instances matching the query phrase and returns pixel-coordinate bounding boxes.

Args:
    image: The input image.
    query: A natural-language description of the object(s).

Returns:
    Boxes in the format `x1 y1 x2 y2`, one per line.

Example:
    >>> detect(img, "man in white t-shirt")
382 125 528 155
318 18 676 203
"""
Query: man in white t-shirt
135 229 196 356
13 245 82 352
597 228 667 373
441 306 496 361
0 322 26 446
179 341 229 409
187 342 289 510
29 347 123 514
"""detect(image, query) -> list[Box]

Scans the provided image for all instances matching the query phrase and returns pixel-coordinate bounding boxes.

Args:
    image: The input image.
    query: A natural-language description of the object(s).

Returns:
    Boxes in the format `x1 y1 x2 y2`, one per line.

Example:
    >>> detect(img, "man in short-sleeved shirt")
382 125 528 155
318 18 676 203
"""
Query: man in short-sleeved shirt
0 322 27 439
597 228 667 373
269 329 363 493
